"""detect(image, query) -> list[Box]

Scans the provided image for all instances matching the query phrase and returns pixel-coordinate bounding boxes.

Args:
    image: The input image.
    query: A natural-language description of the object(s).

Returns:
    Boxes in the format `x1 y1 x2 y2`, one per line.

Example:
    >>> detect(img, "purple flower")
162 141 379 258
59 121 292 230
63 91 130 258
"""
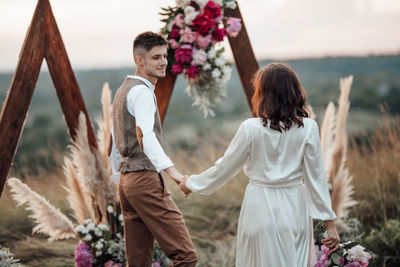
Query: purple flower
152 261 161 267
345 262 361 267
104 260 122 267
74 242 93 267
340 256 346 266
226 17 242 37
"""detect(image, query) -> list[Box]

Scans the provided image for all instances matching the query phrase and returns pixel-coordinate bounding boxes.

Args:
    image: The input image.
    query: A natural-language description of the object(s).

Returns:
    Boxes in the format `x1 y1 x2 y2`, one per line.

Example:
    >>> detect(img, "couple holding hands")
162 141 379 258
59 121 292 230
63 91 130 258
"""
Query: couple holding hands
111 31 340 267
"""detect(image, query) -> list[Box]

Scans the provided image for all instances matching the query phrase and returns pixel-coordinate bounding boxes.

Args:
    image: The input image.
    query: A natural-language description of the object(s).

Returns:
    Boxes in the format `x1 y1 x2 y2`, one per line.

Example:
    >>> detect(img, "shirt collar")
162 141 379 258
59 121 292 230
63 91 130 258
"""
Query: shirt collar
127 75 155 91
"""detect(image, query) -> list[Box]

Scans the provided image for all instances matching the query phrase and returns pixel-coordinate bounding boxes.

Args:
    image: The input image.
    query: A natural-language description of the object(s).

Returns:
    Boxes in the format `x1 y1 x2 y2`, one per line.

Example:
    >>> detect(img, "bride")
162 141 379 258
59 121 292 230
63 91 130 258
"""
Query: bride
180 63 340 267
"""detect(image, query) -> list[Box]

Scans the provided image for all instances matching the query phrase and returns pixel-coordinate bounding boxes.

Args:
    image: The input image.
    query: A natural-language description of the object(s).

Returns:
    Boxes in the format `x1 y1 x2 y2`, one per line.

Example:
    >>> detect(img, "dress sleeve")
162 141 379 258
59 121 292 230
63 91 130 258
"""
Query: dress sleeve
303 120 337 220
186 122 250 195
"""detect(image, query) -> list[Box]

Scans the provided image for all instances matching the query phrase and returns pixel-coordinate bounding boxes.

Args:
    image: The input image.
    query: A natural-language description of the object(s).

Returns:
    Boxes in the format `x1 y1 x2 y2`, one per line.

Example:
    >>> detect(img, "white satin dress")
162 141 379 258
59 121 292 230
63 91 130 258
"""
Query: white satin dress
186 118 336 267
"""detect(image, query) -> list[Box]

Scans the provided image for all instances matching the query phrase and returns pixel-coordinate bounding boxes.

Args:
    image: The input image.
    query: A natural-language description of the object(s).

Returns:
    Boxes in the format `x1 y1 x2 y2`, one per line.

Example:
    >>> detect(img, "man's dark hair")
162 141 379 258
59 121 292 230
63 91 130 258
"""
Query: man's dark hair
133 31 167 56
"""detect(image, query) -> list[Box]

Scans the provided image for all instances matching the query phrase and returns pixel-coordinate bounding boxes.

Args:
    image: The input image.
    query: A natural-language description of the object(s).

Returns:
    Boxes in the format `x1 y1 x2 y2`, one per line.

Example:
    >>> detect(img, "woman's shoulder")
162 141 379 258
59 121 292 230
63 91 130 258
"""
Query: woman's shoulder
241 117 262 128
302 117 318 129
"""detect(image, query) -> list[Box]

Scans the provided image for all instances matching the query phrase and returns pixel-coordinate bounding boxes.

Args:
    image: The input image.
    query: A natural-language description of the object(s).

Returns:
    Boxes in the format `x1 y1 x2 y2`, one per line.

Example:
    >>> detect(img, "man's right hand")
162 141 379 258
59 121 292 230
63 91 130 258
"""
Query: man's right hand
179 175 192 198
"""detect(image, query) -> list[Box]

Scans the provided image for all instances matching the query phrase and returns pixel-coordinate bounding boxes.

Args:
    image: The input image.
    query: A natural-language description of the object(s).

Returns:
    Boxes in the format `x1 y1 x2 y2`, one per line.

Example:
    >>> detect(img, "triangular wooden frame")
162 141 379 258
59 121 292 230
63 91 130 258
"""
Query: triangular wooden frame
0 0 259 198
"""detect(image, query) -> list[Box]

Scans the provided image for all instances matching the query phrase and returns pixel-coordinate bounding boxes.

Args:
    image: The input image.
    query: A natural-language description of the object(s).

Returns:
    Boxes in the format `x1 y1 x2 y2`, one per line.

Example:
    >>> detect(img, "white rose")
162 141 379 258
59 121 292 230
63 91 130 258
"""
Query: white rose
184 9 199 25
107 205 114 213
95 250 102 257
225 1 237 9
176 0 191 8
84 219 92 224
195 0 208 9
84 234 92 241
98 224 109 231
215 56 226 67
207 48 216 59
203 62 212 71
81 228 89 234
94 229 102 237
95 242 104 250
87 222 95 231
212 68 221 79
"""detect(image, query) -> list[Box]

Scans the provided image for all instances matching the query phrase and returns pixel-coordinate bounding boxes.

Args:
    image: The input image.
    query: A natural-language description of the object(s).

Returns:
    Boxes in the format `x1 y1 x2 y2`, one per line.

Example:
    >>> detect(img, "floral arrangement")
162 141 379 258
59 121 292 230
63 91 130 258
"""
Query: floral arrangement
160 0 242 117
314 242 371 267
0 246 20 267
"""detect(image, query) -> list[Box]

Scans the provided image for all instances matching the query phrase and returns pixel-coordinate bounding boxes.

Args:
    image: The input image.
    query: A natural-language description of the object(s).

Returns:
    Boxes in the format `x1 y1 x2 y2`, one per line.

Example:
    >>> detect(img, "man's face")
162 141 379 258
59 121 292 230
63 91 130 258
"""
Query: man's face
142 45 168 78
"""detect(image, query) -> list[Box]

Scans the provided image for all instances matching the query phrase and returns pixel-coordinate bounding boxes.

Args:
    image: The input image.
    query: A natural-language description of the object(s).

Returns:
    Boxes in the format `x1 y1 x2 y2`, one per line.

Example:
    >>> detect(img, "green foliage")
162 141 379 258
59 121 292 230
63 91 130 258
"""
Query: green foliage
364 219 400 267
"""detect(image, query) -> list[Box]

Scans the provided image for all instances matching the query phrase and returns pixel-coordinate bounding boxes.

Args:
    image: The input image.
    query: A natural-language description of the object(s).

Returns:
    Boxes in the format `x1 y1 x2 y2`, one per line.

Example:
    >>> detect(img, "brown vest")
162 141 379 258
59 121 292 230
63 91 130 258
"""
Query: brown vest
112 77 162 173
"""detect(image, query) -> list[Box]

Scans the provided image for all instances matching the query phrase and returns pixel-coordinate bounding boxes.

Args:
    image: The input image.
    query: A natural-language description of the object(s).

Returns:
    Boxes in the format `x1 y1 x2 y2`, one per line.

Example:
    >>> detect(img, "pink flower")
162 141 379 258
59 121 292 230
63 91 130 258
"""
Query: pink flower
191 48 207 65
196 34 212 49
345 262 361 267
169 25 180 39
340 256 346 266
169 39 180 49
104 260 122 267
152 261 161 267
173 13 185 28
171 63 184 75
212 27 226 42
360 253 371 267
204 1 222 21
175 44 193 64
180 27 197 43
321 245 330 255
185 65 199 78
74 242 93 267
226 17 242 37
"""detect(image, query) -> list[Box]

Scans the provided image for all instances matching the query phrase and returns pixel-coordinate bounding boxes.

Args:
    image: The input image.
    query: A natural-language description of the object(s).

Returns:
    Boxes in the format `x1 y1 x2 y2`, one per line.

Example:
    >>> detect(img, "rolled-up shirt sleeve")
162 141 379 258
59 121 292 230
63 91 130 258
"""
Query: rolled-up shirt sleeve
127 86 174 172
303 120 337 220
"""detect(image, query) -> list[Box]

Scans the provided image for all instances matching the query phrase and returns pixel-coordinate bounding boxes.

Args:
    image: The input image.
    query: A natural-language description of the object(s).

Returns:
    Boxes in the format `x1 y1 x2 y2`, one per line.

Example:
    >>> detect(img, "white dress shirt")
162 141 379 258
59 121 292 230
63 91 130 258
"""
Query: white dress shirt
109 75 173 180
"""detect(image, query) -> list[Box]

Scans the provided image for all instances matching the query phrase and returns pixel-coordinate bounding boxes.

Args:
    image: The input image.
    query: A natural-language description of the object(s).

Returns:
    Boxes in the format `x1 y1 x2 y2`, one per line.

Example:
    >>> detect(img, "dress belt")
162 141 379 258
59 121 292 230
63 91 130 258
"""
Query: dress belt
249 177 303 188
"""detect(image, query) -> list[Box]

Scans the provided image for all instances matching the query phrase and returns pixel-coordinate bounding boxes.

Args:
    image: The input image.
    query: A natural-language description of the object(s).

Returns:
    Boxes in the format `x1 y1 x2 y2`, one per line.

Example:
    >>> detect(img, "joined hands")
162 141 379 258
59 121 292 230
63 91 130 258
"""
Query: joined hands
179 175 192 198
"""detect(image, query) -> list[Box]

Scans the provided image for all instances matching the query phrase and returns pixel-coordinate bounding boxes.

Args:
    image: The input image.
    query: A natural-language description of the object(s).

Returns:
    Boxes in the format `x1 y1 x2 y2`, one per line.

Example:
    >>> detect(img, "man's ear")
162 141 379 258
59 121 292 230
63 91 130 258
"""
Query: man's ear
134 55 144 67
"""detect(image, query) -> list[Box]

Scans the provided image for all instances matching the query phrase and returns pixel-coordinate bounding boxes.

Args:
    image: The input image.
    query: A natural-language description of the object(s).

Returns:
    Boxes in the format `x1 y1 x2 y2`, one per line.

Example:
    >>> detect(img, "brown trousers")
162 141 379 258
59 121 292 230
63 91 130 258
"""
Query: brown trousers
118 170 198 267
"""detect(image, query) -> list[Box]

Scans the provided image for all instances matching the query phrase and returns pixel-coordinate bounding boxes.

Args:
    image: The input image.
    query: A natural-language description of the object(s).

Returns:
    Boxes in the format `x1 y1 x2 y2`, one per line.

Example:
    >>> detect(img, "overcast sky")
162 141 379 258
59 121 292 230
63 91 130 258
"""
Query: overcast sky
0 0 399 72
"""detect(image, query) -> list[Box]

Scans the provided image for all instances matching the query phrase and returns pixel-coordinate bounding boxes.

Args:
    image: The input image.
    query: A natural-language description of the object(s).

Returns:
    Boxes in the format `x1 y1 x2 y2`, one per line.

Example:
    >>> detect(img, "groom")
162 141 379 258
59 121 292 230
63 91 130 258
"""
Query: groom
112 31 198 267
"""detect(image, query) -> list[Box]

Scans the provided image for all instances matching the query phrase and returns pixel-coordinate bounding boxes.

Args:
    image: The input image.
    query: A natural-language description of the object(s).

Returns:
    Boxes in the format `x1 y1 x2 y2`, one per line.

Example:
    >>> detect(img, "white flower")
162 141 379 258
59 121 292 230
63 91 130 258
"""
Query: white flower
192 49 208 65
222 66 232 81
175 0 191 8
94 229 102 237
95 250 102 257
207 48 216 59
95 242 104 250
203 62 212 71
215 56 226 67
225 1 237 9
347 245 369 263
98 224 109 231
84 219 92 224
81 227 89 234
119 214 123 222
87 222 96 231
116 233 122 239
84 234 92 241
74 225 85 233
195 0 208 9
212 68 221 79
184 6 199 25
214 0 223 6
107 205 114 213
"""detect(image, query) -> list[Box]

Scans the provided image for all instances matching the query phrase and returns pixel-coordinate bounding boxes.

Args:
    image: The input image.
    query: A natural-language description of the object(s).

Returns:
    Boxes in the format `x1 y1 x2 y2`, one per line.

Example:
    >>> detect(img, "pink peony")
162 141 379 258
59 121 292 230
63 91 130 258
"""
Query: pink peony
74 242 93 267
169 25 180 39
196 34 212 49
171 63 184 75
212 27 226 42
180 27 197 43
175 44 193 64
204 1 222 20
104 260 122 267
191 14 214 36
226 17 242 37
191 48 207 65
185 65 199 78
169 39 180 49
173 13 185 28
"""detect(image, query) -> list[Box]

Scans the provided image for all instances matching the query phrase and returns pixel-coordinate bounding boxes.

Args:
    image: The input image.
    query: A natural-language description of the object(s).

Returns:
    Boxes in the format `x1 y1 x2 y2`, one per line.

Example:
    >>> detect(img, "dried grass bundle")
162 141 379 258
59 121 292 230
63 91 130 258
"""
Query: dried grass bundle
320 75 357 230
96 83 113 169
7 177 76 242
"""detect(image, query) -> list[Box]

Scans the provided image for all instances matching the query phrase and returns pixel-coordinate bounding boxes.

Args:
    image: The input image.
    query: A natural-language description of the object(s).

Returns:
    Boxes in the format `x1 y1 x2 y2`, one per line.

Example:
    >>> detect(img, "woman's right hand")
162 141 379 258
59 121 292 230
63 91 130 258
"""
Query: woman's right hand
322 220 340 253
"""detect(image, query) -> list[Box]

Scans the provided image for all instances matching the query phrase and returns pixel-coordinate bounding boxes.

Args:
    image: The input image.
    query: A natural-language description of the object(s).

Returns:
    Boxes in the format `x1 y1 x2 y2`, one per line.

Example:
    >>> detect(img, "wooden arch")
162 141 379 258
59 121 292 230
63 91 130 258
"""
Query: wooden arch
0 0 258 198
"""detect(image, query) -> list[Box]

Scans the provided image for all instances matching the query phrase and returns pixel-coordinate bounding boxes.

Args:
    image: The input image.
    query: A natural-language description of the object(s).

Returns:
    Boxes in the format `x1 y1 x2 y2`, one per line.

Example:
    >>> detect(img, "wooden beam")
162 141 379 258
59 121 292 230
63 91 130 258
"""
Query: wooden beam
225 5 259 111
0 0 47 197
43 0 97 150
155 71 177 125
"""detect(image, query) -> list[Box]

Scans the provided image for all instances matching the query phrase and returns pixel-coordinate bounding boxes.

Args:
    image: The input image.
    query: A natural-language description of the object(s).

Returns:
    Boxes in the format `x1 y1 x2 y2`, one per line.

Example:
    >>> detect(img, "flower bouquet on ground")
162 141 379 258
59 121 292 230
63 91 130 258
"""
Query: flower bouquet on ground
315 242 371 267
160 0 242 117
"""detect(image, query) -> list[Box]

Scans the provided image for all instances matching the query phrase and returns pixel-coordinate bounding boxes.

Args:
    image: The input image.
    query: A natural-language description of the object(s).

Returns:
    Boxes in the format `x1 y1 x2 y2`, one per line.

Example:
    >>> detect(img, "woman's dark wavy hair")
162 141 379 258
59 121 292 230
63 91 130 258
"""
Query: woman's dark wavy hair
251 63 309 132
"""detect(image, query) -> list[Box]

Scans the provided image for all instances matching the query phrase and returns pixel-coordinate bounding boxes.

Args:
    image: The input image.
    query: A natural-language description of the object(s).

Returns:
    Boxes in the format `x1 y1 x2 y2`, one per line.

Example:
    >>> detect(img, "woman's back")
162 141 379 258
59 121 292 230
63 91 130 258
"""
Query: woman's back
243 117 318 184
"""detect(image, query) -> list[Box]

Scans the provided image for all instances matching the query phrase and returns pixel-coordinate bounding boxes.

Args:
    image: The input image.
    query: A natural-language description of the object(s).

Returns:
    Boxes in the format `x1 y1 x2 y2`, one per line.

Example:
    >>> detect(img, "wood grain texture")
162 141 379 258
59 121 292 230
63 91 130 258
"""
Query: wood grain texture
225 4 259 111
